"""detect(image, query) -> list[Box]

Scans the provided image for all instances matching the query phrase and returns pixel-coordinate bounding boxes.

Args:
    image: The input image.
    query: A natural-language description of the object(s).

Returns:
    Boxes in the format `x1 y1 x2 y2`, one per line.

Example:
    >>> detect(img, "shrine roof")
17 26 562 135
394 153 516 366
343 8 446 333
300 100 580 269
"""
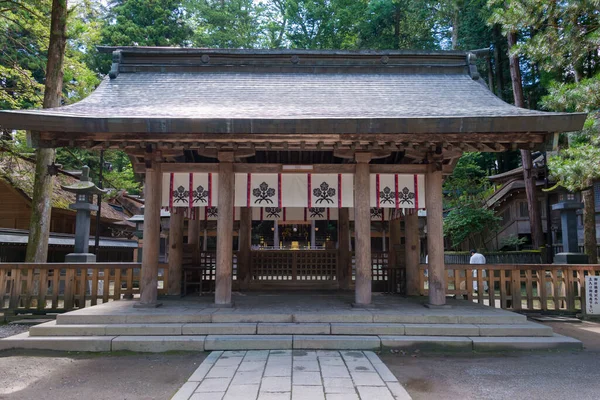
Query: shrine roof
0 48 586 136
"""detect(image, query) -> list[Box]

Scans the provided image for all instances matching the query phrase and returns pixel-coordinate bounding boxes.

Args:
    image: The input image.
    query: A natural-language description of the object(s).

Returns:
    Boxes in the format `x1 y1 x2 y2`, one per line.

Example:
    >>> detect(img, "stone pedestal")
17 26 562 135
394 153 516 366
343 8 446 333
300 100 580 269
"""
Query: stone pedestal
552 201 588 264
65 253 97 263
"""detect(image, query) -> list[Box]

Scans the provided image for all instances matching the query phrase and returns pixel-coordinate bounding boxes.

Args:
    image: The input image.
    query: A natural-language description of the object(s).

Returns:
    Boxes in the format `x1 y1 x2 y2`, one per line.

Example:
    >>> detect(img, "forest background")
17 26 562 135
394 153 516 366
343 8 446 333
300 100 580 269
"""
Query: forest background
1 0 598 256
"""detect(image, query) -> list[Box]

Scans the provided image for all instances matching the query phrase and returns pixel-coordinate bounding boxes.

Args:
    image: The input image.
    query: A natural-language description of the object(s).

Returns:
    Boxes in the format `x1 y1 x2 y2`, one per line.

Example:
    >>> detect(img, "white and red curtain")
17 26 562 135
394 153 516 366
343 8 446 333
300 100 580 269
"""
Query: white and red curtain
161 173 425 215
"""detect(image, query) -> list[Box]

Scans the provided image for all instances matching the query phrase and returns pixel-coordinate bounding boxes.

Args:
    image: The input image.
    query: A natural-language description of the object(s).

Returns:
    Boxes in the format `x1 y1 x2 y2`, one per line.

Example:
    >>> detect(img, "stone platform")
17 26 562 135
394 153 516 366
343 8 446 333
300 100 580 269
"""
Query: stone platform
0 293 582 352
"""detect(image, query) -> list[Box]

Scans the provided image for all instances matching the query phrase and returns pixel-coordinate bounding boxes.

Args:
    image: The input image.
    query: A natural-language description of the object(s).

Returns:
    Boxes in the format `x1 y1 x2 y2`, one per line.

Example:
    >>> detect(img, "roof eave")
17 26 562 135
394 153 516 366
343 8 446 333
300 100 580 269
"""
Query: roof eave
0 112 587 135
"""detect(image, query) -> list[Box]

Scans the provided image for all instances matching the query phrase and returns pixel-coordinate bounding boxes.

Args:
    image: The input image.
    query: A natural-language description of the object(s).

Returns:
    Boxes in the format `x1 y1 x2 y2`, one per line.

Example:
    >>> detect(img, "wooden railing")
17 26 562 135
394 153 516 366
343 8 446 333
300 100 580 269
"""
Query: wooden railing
0 263 168 313
419 263 600 312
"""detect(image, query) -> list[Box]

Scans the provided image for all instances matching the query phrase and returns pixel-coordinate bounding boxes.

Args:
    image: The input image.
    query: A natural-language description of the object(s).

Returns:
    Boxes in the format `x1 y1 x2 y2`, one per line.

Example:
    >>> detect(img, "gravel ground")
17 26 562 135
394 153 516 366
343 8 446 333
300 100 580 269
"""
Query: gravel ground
0 324 29 339
382 321 600 400
0 350 206 400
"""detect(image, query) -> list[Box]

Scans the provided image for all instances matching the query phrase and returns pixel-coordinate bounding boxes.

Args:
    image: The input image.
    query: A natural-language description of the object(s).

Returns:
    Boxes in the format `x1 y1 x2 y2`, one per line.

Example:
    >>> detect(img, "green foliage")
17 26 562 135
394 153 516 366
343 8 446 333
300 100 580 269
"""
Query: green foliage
358 0 438 50
102 0 192 46
500 234 527 251
443 152 500 249
444 204 501 249
187 0 262 48
548 144 600 192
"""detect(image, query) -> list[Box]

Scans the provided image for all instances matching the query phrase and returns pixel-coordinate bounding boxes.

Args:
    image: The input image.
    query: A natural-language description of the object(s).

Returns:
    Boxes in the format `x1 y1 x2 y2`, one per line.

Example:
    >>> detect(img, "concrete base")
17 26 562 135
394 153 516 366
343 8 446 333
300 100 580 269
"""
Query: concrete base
64 253 96 263
554 253 589 264
133 302 163 309
424 303 452 309
351 302 372 308
209 302 235 308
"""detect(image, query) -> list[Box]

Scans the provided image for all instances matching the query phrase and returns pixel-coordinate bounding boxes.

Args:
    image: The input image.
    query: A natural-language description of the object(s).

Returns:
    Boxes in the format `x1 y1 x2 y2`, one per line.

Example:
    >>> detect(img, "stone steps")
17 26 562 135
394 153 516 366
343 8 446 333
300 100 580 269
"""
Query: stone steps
29 321 554 337
0 332 582 353
55 310 528 325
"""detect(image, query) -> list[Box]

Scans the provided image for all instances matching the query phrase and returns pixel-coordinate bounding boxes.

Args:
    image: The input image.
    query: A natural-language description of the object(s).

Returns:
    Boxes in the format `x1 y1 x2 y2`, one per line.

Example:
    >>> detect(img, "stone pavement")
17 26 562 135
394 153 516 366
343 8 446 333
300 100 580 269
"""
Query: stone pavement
172 350 412 400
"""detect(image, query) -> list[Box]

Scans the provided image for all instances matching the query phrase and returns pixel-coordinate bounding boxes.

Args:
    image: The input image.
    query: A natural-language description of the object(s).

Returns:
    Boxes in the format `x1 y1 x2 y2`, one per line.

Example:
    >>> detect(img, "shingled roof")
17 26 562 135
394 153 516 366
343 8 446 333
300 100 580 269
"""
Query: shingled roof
0 48 585 137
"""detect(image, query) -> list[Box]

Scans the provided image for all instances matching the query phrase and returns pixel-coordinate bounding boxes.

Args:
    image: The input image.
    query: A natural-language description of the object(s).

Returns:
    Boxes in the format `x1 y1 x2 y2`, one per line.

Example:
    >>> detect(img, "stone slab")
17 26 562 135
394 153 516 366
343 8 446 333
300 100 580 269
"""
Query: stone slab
29 321 107 336
183 323 257 335
125 313 212 324
258 323 330 335
212 313 293 323
477 323 553 337
293 335 380 350
171 381 200 400
205 335 293 351
105 324 183 336
293 313 373 323
111 336 205 352
379 336 473 351
404 323 479 336
0 332 114 352
373 314 459 324
471 334 582 351
457 314 526 324
56 314 128 325
330 323 405 335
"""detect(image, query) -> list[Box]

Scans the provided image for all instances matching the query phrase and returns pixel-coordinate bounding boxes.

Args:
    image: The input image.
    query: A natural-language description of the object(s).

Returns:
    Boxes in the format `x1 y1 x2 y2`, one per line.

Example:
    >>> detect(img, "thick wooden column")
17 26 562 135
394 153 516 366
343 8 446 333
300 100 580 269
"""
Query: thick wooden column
188 219 200 245
338 207 351 289
388 216 401 268
405 209 421 296
137 160 162 307
354 152 372 306
238 207 252 287
168 209 184 296
425 164 446 306
215 152 234 306
310 220 316 248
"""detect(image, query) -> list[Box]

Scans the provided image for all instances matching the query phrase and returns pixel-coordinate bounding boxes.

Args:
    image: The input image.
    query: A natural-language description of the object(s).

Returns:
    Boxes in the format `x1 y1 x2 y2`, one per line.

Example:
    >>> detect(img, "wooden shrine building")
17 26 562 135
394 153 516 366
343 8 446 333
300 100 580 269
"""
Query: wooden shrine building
0 48 585 308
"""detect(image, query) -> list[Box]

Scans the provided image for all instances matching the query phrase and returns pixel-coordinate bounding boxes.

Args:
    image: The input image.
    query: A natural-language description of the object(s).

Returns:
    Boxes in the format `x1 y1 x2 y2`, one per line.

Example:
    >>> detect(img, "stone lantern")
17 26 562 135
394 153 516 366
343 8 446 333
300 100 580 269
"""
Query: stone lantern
61 166 107 263
552 200 588 264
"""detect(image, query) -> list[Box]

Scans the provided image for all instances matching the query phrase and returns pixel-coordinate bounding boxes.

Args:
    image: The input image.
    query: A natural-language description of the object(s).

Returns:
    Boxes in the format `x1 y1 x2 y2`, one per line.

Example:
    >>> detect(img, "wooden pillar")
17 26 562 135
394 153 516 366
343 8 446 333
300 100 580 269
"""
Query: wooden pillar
238 207 252 286
188 219 200 245
338 207 351 289
137 160 162 307
215 152 234 306
274 222 279 248
203 223 208 251
382 226 386 252
310 220 316 248
425 164 446 306
168 209 184 296
354 152 372 306
388 216 401 268
405 209 421 296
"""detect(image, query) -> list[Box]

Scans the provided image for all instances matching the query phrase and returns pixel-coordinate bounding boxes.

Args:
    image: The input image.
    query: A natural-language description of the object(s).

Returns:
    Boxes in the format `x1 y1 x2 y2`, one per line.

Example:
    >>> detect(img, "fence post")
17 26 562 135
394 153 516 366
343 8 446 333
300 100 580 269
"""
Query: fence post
64 267 75 310
8 267 20 311
511 267 522 311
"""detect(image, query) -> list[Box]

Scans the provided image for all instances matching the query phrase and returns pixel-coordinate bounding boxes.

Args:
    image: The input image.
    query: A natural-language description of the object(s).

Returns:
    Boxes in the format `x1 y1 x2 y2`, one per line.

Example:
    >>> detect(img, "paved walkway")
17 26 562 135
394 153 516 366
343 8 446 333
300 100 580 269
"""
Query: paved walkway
172 350 412 400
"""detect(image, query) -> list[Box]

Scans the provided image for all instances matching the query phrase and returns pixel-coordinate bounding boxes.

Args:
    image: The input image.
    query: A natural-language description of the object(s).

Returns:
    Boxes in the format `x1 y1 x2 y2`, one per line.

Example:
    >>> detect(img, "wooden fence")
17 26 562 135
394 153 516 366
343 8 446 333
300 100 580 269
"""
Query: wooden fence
0 263 168 313
419 263 600 312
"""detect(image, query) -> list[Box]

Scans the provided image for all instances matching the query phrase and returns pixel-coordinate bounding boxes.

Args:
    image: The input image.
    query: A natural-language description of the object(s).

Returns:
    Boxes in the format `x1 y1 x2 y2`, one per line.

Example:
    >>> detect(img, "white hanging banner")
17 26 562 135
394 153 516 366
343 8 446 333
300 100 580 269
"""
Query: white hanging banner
348 208 389 221
308 174 353 208
197 206 240 221
370 174 425 209
282 174 309 208
162 173 218 209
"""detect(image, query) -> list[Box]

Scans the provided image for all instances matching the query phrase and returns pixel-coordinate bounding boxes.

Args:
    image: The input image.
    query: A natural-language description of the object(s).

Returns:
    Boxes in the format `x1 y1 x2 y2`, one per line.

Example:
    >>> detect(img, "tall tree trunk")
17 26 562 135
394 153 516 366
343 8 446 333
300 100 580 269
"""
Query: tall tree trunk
582 187 598 264
507 30 544 250
25 0 67 262
451 8 459 50
493 25 505 99
393 4 400 50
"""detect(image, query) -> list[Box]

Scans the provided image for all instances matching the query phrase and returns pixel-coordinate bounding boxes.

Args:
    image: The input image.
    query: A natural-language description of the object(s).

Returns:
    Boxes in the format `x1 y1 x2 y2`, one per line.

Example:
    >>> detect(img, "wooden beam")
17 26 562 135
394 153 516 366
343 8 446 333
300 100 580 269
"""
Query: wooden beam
136 163 456 175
